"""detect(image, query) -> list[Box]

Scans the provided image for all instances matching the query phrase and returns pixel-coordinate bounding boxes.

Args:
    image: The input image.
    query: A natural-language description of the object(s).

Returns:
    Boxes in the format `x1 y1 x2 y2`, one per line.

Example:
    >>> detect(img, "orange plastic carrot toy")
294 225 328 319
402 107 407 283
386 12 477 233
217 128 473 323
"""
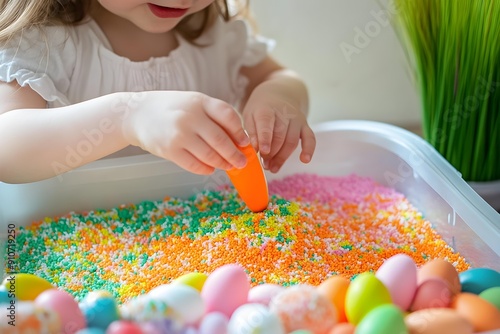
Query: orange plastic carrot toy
226 144 269 212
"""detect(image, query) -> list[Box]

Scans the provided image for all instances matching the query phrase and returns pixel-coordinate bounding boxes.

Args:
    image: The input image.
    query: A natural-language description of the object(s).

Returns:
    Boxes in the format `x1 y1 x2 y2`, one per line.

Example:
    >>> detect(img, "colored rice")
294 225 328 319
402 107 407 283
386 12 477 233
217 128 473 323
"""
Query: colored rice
15 173 469 303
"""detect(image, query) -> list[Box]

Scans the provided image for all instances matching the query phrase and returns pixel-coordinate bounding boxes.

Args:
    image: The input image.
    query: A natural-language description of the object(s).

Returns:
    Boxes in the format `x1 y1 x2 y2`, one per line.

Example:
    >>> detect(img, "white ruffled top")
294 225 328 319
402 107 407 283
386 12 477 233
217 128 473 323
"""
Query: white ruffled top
0 17 273 109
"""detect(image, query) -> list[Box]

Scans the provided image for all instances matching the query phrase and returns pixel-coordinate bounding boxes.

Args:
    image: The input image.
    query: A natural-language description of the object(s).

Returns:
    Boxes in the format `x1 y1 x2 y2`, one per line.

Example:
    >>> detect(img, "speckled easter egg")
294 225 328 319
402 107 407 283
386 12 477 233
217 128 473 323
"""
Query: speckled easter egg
172 272 208 292
410 278 452 311
405 308 473 334
479 286 500 311
201 264 250 318
2 273 55 301
120 294 177 323
451 292 500 332
317 275 350 322
0 301 61 334
355 304 408 334
79 291 119 330
248 283 285 306
375 253 417 311
269 284 337 334
459 268 500 294
35 289 86 334
228 303 285 334
199 312 229 334
345 272 392 325
417 259 461 295
148 284 205 325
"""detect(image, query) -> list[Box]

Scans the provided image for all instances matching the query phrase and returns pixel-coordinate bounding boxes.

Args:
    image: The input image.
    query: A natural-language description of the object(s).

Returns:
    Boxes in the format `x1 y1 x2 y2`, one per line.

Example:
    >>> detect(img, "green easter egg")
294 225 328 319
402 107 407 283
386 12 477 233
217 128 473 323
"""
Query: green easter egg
172 272 208 292
345 272 392 325
479 286 500 311
356 304 408 334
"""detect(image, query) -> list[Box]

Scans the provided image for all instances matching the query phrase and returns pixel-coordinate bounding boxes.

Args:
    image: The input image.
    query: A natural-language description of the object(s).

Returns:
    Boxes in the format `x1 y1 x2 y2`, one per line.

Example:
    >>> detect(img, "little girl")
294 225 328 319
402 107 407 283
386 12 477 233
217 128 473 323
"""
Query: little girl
0 0 316 184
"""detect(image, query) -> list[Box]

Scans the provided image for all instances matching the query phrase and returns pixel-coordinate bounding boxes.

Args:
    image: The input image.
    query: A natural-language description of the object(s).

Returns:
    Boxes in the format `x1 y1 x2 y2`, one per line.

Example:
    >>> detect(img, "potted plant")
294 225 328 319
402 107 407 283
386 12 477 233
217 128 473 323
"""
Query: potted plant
392 0 500 209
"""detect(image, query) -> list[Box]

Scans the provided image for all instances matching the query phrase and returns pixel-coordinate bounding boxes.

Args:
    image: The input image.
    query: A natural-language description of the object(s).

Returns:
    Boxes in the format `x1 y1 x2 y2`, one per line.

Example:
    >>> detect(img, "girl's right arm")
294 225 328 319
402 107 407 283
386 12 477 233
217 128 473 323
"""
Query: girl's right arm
0 82 250 184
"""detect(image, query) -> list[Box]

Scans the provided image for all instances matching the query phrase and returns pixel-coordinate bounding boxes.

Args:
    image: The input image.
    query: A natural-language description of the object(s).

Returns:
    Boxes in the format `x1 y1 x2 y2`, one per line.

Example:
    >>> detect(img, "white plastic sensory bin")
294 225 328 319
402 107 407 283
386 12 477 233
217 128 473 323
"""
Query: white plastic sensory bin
1 120 499 333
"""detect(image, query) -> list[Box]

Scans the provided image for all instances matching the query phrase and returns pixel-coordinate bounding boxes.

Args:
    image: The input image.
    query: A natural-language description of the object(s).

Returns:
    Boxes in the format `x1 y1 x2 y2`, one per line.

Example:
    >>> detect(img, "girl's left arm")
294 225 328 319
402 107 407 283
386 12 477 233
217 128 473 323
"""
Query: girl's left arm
240 56 316 173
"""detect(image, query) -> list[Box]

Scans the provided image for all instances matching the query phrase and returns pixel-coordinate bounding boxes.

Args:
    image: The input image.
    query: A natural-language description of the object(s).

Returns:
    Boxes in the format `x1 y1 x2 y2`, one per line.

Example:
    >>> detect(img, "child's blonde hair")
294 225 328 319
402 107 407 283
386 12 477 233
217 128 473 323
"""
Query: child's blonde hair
0 0 245 44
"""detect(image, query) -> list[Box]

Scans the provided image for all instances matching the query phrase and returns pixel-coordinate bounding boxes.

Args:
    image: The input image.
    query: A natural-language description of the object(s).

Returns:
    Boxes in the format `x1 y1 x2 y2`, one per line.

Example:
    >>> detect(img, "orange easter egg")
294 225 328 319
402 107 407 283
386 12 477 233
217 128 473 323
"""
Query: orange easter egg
451 292 500 332
226 144 269 212
317 275 350 322
417 259 461 295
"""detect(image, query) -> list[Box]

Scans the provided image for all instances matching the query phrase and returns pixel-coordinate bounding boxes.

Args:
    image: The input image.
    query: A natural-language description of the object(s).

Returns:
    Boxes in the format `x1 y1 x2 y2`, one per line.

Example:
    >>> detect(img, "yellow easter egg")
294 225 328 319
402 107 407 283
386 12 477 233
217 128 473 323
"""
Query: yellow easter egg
2 273 55 301
172 272 208 292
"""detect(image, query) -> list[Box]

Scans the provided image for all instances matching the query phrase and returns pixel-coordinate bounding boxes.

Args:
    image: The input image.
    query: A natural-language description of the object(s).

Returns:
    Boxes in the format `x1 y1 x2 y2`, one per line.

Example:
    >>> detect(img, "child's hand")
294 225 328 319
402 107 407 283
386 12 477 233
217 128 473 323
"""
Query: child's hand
121 91 250 175
242 84 316 173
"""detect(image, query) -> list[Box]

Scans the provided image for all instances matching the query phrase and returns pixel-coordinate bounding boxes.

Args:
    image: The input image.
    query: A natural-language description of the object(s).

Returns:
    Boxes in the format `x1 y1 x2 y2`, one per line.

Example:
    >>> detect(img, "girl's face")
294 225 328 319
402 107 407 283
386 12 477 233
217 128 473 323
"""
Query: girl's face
96 0 215 33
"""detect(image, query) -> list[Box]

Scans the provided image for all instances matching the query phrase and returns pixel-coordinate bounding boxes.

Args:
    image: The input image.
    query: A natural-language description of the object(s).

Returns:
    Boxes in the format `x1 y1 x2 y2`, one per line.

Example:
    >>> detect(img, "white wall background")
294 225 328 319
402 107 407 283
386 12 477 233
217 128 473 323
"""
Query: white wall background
249 0 422 127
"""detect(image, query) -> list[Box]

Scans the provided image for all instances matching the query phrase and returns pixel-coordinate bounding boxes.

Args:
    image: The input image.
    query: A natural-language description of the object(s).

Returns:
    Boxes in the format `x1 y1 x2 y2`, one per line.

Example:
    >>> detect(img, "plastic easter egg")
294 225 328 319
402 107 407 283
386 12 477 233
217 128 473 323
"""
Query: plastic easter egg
410 278 452 311
405 308 473 334
459 267 500 294
450 292 500 332
199 312 228 334
417 259 461 295
375 253 417 311
328 322 355 334
355 304 408 334
228 303 285 334
148 284 205 325
2 273 55 301
248 283 285 306
201 264 250 318
479 286 500 310
35 288 86 334
120 294 176 323
344 272 392 325
106 320 143 334
270 284 337 334
79 291 119 330
172 272 208 292
317 275 350 322
0 301 61 334
226 144 269 212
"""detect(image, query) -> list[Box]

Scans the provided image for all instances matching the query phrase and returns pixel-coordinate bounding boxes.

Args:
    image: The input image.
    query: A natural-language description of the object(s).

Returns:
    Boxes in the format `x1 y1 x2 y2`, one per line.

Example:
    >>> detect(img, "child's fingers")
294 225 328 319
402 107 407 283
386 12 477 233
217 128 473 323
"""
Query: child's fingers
201 95 250 147
243 115 258 152
267 123 301 173
197 121 248 169
299 125 316 163
187 136 234 171
174 149 215 175
253 109 275 155
264 114 290 160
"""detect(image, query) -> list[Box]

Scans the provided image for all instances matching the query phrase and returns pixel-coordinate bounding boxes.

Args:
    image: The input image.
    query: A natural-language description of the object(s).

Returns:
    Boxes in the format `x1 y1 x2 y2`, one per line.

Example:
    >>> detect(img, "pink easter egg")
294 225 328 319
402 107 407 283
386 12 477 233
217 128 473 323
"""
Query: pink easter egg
107 320 143 334
375 253 418 311
201 264 250 318
410 277 453 311
34 289 86 334
248 284 285 306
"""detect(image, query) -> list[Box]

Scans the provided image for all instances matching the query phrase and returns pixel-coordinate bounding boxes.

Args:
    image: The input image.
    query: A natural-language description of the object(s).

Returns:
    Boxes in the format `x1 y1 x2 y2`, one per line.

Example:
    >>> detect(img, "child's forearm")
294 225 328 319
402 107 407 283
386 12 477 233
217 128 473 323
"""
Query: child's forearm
0 92 131 183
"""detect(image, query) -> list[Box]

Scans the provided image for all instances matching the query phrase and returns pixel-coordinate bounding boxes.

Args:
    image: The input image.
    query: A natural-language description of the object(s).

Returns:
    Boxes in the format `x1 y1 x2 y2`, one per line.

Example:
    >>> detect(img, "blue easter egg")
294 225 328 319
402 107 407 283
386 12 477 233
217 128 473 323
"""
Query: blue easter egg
76 328 106 334
459 268 500 294
80 295 120 330
0 285 13 304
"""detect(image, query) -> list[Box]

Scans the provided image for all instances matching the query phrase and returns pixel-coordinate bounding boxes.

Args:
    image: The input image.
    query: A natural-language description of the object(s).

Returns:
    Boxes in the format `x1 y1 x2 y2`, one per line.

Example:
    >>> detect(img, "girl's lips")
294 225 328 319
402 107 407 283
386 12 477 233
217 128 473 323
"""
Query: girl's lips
147 3 189 18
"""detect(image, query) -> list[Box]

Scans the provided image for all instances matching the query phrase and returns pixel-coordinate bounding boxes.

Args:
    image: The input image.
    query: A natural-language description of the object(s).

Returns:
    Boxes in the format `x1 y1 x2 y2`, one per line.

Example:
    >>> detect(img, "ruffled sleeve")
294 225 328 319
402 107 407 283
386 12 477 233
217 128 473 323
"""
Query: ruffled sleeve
193 17 275 107
0 25 77 107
